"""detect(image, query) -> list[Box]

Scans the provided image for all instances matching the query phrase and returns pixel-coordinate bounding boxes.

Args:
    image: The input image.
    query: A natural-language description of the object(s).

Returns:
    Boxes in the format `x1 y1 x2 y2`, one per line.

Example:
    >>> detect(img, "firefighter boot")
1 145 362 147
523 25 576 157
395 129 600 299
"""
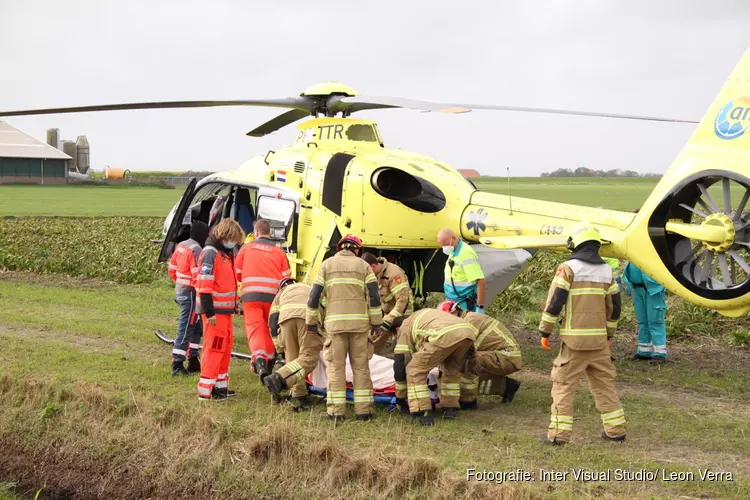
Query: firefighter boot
502 378 521 404
171 361 189 376
442 407 459 419
356 413 374 421
412 410 435 426
460 400 479 410
252 358 271 382
601 431 626 442
540 435 566 446
186 357 201 374
263 372 287 404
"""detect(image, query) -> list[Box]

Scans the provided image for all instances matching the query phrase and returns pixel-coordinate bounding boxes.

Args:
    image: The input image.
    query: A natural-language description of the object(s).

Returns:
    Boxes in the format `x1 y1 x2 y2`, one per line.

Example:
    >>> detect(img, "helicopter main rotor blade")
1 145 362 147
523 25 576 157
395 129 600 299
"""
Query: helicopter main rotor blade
341 96 700 124
0 98 311 117
246 108 311 137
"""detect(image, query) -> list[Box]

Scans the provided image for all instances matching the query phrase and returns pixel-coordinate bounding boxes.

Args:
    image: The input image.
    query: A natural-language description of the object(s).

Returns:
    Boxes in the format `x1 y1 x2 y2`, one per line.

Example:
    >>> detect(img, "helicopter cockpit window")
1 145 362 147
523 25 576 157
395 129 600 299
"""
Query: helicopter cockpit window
188 183 233 226
346 124 378 142
257 196 296 241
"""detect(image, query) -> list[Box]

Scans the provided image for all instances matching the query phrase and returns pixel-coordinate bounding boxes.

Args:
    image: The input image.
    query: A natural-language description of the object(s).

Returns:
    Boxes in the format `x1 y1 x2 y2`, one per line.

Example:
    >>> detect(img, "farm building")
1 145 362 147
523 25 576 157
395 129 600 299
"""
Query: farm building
458 169 481 178
0 121 70 184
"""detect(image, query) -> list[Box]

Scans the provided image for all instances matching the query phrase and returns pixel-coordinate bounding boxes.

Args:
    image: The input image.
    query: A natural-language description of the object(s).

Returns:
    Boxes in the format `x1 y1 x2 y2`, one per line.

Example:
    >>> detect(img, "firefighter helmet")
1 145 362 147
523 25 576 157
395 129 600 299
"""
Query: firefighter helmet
279 277 297 289
437 299 462 315
337 234 363 251
567 222 602 250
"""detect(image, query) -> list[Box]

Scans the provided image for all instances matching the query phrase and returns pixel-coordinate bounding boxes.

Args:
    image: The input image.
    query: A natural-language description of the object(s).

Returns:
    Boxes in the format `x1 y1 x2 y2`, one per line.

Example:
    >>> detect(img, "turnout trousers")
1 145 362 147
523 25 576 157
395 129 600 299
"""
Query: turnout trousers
326 332 373 417
460 351 522 402
408 338 473 413
242 302 275 362
275 319 325 398
173 289 202 362
633 286 668 359
547 344 626 442
197 314 234 399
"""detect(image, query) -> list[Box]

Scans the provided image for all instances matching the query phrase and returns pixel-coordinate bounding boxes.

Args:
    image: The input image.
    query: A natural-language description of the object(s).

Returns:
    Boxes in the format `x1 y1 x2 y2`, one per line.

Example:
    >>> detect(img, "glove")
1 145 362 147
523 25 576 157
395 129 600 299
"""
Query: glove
395 398 409 414
380 319 392 332
475 305 485 314
306 324 319 335
540 337 551 350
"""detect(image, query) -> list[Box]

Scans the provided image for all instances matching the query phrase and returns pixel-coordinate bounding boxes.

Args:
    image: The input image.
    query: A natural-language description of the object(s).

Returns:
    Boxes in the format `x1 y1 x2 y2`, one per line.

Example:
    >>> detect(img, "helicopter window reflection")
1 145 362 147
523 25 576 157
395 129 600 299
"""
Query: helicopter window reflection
257 196 296 240
345 124 378 142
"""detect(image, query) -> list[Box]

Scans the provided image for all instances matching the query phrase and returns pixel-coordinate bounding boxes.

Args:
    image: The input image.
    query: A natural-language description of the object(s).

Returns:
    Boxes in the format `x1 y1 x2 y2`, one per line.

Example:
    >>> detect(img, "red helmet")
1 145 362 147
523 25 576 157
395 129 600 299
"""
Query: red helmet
437 300 462 315
337 234 363 250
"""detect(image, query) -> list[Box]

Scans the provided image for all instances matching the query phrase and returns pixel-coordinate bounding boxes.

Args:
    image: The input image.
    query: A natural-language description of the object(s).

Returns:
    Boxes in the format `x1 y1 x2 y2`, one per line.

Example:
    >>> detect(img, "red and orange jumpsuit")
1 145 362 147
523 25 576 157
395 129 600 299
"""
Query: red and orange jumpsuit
196 238 238 399
235 237 291 363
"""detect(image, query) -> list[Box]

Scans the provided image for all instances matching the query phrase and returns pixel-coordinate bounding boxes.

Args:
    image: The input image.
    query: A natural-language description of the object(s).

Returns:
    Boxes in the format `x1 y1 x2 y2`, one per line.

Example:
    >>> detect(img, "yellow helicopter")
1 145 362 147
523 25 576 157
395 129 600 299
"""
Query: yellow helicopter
2 47 749 317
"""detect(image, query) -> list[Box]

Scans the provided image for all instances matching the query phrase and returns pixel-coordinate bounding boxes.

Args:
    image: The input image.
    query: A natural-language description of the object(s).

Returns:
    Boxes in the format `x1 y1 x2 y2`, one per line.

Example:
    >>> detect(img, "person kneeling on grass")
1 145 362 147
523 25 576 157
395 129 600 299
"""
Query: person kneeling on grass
389 309 477 426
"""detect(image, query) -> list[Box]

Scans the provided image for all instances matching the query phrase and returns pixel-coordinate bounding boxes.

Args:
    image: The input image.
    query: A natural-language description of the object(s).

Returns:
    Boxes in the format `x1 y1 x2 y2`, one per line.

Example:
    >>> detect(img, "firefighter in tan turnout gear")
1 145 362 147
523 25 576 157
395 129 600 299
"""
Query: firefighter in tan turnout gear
361 252 414 356
539 222 625 445
390 309 477 426
437 300 522 409
306 234 381 421
263 278 324 410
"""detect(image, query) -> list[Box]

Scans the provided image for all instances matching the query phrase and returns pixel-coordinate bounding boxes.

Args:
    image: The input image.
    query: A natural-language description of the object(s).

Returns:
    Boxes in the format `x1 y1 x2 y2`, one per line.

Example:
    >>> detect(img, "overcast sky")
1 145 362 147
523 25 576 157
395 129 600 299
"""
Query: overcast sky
0 0 748 176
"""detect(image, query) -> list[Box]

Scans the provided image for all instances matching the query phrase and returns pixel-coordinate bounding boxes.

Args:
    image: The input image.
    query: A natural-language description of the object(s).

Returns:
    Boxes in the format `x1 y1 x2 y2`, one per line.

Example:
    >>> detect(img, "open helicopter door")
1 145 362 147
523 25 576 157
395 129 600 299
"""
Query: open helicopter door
472 245 538 305
158 178 198 262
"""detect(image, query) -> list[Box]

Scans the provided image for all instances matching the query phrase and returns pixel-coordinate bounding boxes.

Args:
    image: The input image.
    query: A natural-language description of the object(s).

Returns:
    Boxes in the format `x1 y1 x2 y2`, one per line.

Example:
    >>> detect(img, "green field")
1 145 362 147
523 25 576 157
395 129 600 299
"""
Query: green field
0 180 749 498
0 178 659 218
0 185 183 217
474 177 660 211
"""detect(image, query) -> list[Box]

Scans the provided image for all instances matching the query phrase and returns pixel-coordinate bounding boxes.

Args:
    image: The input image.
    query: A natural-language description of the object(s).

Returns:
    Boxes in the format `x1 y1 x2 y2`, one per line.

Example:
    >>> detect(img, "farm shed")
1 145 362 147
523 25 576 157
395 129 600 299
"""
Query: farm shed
0 121 70 184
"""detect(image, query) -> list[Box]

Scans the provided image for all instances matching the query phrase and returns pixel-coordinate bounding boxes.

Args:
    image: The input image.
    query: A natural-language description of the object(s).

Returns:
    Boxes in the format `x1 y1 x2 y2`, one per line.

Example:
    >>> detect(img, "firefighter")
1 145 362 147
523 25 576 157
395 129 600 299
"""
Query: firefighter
436 300 522 409
306 234 381 421
390 309 477 426
235 219 292 381
167 221 209 376
263 278 325 410
539 222 625 445
437 228 487 314
196 219 245 401
361 252 414 357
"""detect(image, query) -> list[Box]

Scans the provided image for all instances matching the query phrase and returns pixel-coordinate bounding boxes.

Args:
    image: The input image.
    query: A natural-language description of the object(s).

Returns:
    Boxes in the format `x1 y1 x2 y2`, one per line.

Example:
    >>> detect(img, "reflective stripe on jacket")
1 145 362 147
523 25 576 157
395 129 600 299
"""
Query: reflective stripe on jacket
196 245 237 315
306 249 381 334
443 240 484 305
269 282 311 336
539 259 620 350
168 238 201 294
395 309 477 354
462 311 521 358
376 259 414 323
235 237 292 303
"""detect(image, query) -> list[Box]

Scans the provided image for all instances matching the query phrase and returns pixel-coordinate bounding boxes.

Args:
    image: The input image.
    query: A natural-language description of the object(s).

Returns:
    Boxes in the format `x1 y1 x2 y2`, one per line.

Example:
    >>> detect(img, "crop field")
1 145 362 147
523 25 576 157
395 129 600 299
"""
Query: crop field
0 181 749 499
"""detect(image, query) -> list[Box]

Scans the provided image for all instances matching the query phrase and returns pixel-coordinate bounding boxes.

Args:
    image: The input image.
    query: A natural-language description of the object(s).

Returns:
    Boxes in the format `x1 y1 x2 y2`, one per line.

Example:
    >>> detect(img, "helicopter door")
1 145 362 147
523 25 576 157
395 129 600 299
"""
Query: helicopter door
256 192 298 243
158 178 198 262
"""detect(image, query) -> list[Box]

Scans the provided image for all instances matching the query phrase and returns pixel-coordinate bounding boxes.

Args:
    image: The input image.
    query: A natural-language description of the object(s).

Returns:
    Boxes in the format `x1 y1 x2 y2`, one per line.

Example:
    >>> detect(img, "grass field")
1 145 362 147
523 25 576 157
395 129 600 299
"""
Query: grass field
0 185 183 217
0 272 748 499
0 180 749 498
0 177 658 218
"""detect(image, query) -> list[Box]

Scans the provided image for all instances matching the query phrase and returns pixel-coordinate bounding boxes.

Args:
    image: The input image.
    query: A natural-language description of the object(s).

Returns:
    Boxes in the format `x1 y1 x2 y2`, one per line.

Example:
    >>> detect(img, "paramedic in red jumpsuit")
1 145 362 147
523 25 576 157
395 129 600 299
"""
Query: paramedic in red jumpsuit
235 219 292 381
196 219 245 401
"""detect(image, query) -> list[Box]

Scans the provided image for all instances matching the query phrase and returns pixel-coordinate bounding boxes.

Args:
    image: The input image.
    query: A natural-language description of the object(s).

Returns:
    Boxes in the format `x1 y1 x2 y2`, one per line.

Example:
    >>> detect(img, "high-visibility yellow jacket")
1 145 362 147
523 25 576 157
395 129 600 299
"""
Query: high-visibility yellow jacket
306 250 381 334
462 312 521 360
375 258 414 323
539 258 621 350
268 282 311 336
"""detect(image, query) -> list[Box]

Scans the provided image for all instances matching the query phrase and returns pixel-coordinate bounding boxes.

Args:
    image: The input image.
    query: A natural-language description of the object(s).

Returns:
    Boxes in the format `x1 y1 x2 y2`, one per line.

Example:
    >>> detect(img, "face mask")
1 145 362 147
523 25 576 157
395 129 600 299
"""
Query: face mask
224 241 237 249
442 245 455 255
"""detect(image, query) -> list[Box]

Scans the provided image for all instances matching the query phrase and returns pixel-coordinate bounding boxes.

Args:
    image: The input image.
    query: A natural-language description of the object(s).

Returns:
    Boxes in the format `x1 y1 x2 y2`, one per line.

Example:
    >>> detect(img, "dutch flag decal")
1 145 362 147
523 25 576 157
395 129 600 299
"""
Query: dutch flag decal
277 170 287 182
